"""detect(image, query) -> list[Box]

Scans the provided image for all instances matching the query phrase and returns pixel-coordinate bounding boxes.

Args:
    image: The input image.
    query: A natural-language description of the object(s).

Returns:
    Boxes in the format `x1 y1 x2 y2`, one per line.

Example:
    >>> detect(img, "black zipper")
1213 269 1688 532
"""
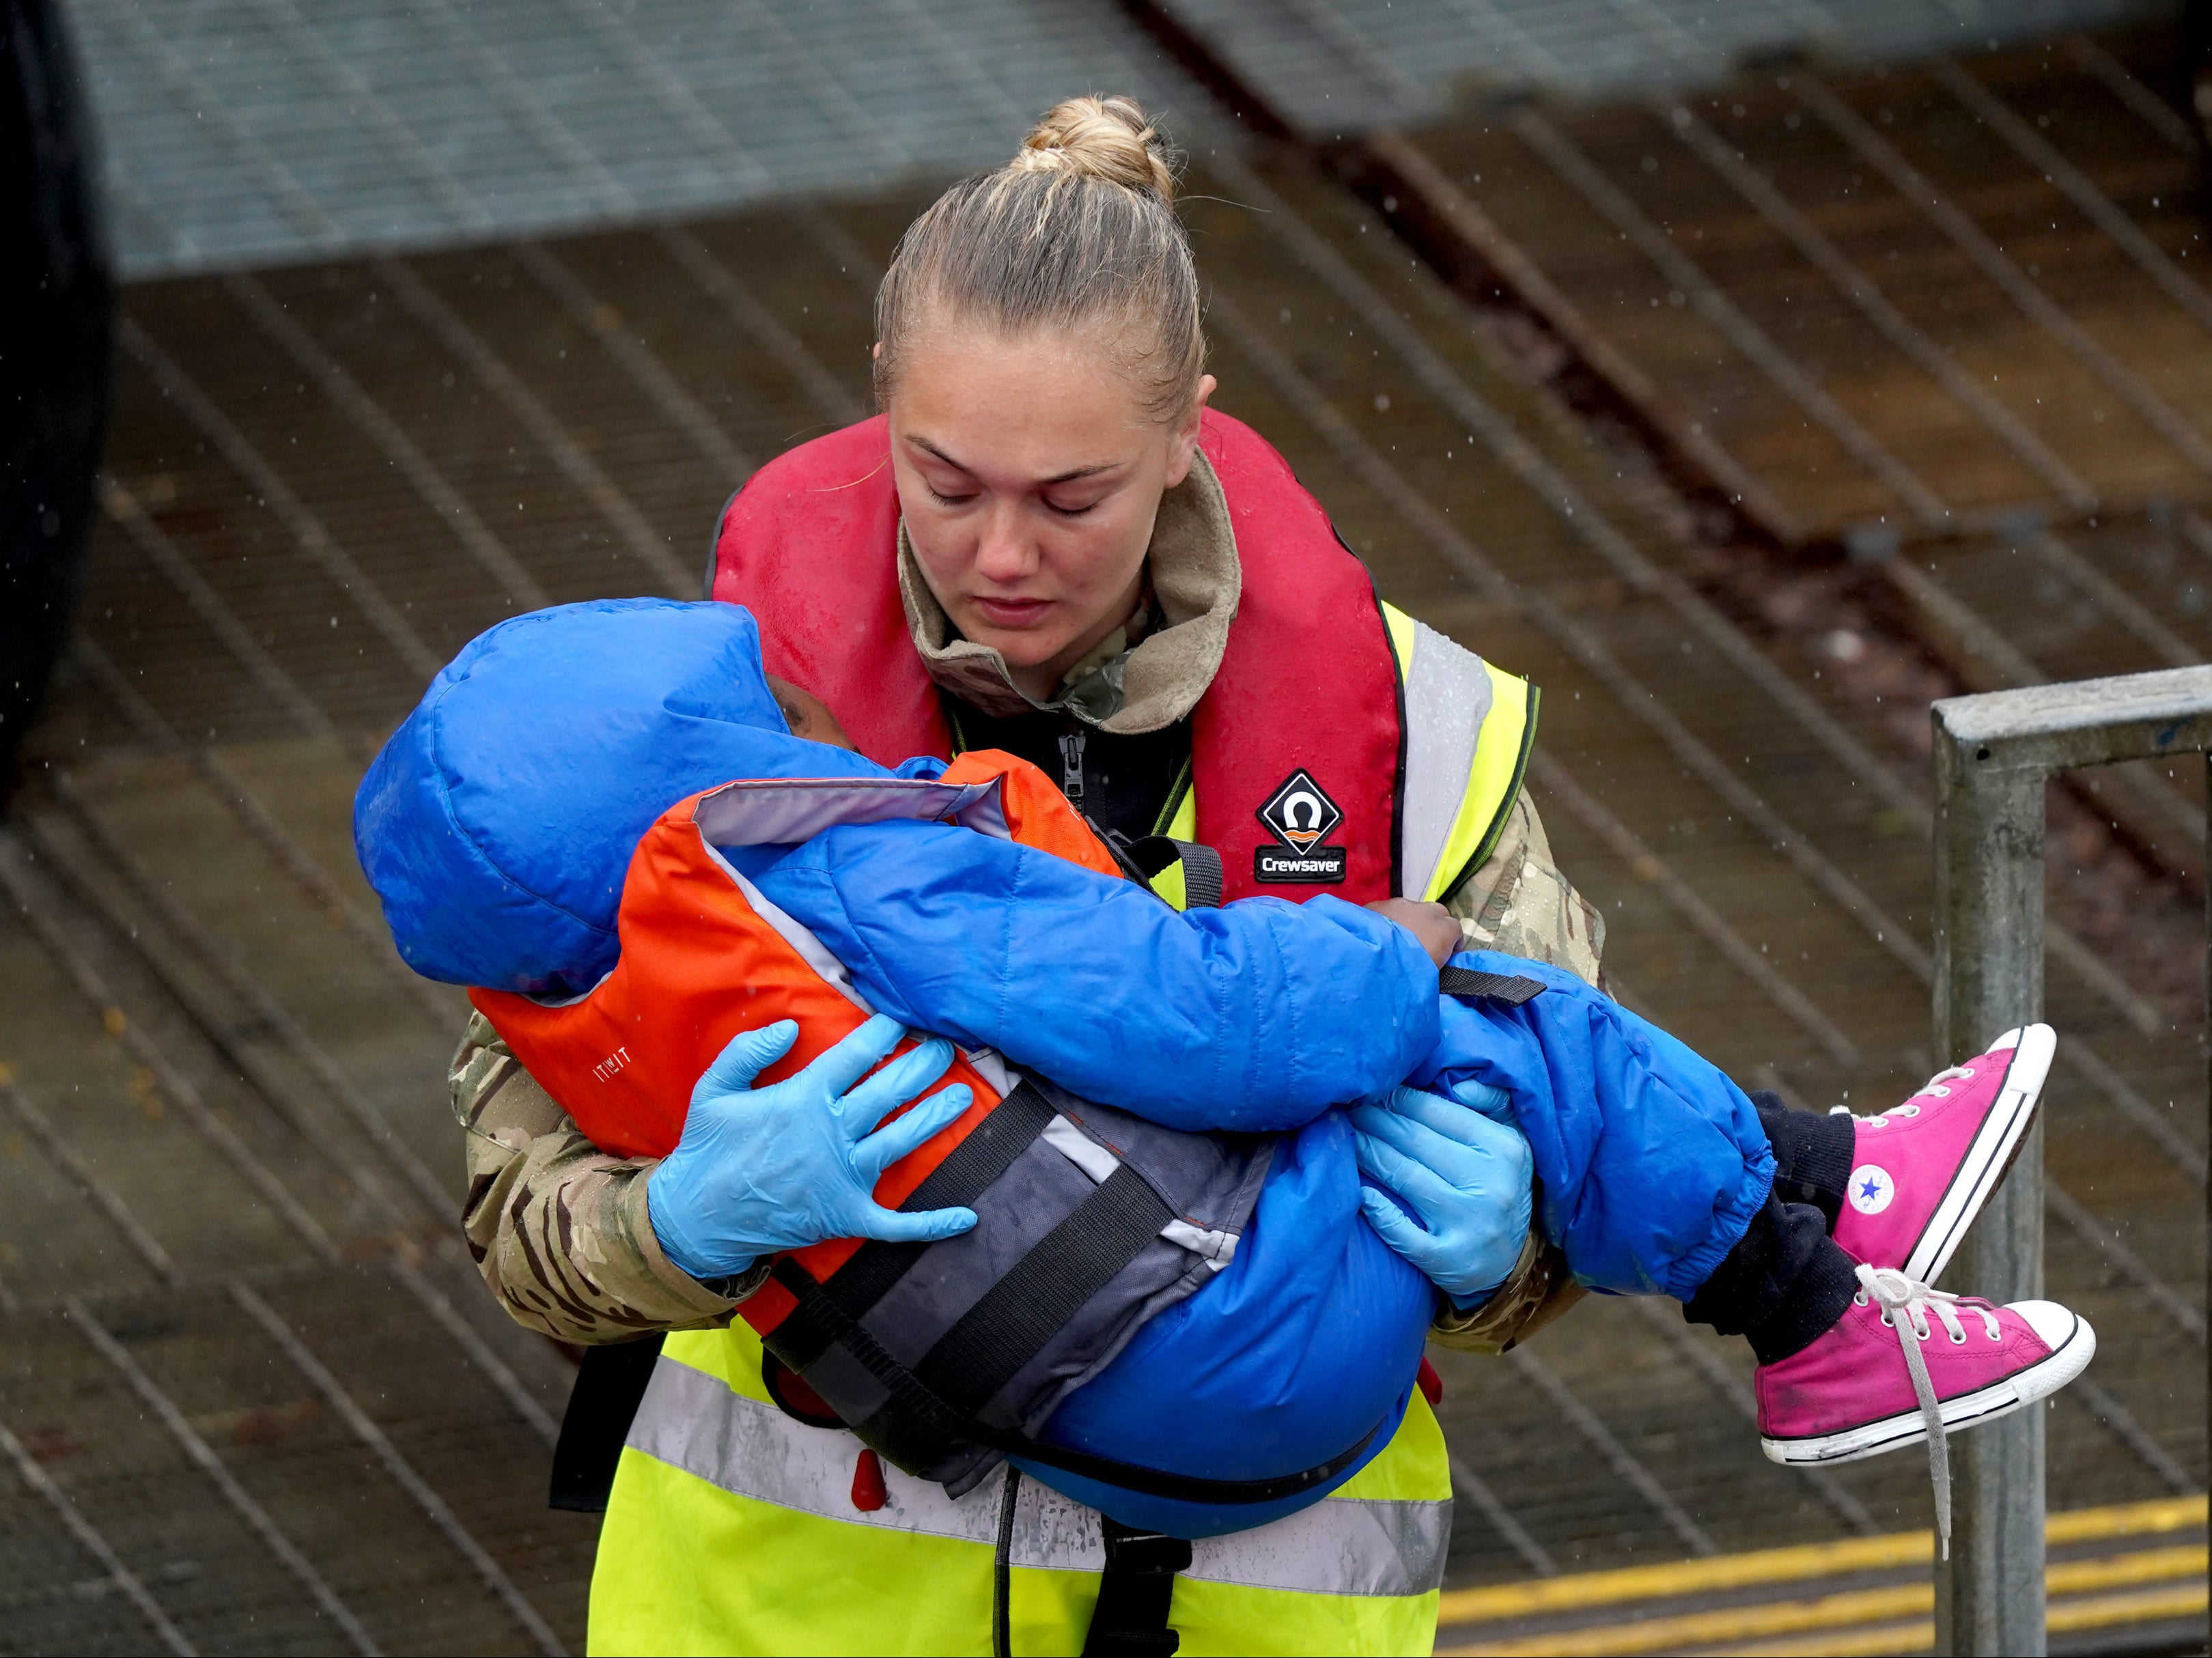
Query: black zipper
1056 728 1086 813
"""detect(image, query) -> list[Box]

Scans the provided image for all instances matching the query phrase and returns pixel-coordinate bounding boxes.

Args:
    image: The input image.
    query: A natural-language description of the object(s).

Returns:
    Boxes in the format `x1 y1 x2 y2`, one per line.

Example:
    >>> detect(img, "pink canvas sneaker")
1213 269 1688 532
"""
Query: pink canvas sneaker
1759 1264 2094 1553
1830 1024 2055 1285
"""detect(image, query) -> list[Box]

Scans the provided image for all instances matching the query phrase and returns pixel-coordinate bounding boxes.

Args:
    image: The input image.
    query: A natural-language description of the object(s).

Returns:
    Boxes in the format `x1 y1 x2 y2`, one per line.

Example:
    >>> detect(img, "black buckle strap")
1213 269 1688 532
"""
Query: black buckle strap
916 1164 1175 1416
1440 965 1548 1005
999 1409 1381 1505
1104 829 1227 910
771 1259 1387 1504
1136 837 1224 910
548 1333 664 1513
769 1080 1059 1373
764 1069 1387 1506
1081 1518 1192 1658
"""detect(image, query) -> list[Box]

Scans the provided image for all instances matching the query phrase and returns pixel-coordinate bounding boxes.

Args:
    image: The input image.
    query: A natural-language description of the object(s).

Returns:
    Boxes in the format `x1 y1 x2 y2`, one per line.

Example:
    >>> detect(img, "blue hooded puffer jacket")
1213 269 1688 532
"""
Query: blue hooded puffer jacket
354 598 923 996
356 599 1443 1537
1410 951 1774 1302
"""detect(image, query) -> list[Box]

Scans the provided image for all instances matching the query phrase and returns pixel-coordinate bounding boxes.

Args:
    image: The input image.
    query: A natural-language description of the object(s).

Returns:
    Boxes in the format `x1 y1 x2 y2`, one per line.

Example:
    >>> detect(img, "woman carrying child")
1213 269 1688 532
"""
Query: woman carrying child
434 98 2087 1657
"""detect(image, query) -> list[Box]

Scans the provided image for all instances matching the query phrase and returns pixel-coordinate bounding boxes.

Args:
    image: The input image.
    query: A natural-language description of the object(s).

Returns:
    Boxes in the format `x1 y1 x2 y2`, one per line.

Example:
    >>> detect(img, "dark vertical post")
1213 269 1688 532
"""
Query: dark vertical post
1930 715 2048 1657
0 0 115 806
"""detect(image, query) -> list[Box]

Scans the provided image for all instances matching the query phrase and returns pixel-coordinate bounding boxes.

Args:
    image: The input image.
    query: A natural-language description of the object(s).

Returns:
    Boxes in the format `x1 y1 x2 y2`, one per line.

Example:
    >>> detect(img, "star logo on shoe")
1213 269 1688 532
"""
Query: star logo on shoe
1847 1164 1895 1216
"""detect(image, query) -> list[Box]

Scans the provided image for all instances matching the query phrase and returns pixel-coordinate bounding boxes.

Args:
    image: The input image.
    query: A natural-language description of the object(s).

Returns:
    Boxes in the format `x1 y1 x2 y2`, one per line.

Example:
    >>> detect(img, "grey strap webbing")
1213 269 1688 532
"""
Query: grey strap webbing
1439 966 1548 1005
765 1082 1059 1374
1117 834 1224 909
916 1164 1175 1415
1164 839 1224 910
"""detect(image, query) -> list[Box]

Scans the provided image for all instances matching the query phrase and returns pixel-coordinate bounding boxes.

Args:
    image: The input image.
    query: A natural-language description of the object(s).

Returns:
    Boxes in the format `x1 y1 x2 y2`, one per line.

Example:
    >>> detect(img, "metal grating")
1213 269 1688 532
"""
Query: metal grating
1162 0 2178 135
66 0 1210 279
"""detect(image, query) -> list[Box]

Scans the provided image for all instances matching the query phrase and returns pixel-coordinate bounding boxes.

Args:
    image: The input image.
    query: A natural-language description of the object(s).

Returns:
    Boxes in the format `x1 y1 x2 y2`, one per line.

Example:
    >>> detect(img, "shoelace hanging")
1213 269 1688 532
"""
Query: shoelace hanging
1853 1263 2000 1560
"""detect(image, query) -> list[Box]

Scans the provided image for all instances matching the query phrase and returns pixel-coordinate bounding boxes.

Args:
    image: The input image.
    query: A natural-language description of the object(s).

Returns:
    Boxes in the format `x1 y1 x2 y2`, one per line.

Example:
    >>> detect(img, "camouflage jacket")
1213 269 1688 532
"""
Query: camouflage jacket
454 787 1606 1344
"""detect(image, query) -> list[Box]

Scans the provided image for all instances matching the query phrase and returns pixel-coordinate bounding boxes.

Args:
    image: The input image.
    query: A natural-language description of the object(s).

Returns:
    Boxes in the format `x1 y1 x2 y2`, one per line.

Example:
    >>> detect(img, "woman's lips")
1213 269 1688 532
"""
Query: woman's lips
971 595 1054 629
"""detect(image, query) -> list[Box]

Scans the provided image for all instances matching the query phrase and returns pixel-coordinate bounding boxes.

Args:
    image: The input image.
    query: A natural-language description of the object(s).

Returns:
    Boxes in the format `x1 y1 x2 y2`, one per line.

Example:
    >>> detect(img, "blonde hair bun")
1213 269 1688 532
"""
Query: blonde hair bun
875 94 1203 421
1009 95 1177 201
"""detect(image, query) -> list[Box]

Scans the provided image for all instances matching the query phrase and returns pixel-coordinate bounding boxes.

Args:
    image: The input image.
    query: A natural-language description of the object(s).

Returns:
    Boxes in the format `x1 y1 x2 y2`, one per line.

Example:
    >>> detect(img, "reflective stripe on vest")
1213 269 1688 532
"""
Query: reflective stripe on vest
1384 602 1537 906
589 1327 1449 1656
1138 607 1534 913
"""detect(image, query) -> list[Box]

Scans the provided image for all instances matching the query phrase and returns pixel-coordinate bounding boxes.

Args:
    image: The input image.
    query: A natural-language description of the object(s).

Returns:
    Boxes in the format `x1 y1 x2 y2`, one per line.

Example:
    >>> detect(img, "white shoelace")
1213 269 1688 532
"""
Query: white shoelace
1853 1263 2001 1559
1912 1063 1976 1101
1828 1063 1975 1126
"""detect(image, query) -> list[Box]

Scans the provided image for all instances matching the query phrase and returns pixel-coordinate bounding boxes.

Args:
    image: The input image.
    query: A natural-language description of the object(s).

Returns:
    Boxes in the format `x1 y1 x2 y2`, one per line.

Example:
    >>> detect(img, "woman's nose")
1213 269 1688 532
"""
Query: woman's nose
972 505 1038 582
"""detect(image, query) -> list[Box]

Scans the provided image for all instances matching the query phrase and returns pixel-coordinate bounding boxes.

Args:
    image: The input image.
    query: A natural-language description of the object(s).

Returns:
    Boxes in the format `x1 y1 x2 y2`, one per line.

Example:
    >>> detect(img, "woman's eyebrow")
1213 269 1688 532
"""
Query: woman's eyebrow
905 435 975 473
1041 462 1121 486
908 434 1122 488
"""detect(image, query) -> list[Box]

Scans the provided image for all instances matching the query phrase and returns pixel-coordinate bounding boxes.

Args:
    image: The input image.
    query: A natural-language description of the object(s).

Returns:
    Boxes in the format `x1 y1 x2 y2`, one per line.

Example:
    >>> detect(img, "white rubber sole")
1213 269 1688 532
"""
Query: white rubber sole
1903 1023 2055 1287
1759 1304 2095 1467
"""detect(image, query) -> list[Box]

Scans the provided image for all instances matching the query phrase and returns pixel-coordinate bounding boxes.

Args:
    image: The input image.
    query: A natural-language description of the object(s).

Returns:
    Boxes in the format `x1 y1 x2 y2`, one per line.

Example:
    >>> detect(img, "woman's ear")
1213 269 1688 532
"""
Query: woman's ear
1161 374 1218 488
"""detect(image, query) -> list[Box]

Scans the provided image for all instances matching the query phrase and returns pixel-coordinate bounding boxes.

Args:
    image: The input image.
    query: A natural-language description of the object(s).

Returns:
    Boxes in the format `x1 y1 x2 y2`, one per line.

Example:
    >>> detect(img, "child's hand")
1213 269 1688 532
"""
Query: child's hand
1364 897 1462 967
1352 1084 1534 1308
646 1015 978 1281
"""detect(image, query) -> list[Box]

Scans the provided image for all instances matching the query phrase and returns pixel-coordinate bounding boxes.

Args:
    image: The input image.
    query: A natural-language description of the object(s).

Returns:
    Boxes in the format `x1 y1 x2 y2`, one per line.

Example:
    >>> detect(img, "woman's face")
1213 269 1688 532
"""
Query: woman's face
885 320 1215 698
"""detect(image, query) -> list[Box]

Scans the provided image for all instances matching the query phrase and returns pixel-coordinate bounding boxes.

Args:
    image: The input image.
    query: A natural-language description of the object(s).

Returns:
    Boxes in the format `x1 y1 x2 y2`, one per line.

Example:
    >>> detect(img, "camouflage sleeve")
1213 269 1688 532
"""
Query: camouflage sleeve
451 1011 767 1345
1433 787 1601 1352
1445 790 1607 990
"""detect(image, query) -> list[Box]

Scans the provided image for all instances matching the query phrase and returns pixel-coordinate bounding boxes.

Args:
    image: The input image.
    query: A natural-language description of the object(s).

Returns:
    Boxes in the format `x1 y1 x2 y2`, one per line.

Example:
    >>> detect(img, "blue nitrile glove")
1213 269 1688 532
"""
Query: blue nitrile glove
647 1014 979 1282
1352 1080 1533 1309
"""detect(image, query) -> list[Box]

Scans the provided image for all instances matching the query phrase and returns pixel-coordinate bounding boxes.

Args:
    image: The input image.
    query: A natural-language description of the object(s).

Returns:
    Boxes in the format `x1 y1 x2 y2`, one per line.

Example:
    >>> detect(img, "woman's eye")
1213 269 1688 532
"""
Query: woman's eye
926 485 976 507
1046 498 1097 518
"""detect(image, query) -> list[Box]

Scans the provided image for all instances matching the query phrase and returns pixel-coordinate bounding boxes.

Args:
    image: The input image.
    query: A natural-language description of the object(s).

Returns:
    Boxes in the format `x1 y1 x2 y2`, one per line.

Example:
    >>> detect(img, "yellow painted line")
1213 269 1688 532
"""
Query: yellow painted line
2049 1582 2211 1633
2048 1493 2207 1544
1436 1551 2205 1658
2046 1546 2209 1591
1441 1584 1935 1657
1434 1494 2205 1627
1692 1582 2212 1658
1436 1536 1930 1627
1692 1616 1936 1658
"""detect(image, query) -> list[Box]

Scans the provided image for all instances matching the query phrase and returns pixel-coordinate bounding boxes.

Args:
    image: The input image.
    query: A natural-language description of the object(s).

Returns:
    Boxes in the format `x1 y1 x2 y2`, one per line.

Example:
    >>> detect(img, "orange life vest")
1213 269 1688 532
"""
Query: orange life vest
469 746 1356 1513
471 748 1122 1336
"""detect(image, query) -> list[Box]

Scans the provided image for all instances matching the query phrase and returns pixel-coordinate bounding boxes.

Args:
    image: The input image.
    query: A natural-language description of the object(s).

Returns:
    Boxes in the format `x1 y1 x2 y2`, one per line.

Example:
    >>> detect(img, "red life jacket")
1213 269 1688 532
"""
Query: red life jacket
710 410 1405 903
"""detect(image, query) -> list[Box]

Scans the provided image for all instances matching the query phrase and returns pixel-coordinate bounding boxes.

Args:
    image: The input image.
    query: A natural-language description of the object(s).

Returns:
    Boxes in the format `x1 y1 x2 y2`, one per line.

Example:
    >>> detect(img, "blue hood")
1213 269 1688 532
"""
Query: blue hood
353 598 891 994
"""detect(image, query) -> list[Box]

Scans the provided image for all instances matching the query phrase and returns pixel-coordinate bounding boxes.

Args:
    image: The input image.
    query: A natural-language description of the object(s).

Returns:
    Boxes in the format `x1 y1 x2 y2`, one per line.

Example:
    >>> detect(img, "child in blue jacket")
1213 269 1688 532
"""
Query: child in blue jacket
359 600 2091 1548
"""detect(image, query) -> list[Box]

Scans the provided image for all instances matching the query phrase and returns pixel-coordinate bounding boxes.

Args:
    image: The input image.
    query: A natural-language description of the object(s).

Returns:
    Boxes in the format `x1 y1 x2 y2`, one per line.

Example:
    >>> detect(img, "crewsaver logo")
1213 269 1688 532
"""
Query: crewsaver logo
1255 770 1348 884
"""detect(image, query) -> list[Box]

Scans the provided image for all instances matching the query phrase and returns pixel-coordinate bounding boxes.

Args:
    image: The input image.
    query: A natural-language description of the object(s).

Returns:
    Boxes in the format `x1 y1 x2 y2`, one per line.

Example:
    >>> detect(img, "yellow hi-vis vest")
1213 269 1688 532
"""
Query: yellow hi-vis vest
1143 606 1535 912
588 608 1536 1657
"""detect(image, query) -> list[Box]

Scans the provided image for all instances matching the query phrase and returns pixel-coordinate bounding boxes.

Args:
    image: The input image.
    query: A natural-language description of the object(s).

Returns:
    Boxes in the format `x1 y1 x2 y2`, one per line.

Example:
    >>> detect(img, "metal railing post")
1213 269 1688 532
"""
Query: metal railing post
1930 663 2212 1657
1931 727 2048 1657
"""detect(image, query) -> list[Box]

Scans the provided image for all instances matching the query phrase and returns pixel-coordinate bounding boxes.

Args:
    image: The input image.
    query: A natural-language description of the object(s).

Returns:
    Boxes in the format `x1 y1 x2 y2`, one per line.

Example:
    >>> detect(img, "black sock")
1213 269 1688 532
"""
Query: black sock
1682 1192 1860 1365
1749 1091 1856 1233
